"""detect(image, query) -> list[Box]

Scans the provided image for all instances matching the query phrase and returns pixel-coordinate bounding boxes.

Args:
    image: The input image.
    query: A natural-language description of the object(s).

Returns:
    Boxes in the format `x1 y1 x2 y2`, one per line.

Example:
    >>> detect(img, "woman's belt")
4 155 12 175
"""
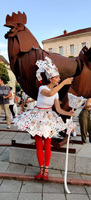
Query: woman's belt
35 106 52 109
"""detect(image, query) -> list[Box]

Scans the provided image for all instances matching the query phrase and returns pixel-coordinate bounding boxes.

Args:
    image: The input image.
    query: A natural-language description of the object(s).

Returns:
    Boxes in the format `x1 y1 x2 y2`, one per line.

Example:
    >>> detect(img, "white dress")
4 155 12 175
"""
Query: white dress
13 85 67 138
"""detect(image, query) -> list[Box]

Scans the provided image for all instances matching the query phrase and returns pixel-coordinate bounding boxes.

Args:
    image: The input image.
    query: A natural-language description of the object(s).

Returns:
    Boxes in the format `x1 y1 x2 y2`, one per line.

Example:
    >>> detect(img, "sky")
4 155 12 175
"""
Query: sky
0 0 91 61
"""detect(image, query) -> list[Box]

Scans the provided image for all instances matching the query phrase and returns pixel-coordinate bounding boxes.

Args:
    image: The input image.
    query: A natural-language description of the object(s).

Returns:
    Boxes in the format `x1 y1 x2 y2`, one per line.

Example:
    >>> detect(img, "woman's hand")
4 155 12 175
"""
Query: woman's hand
63 77 74 85
3 95 8 99
69 110 75 117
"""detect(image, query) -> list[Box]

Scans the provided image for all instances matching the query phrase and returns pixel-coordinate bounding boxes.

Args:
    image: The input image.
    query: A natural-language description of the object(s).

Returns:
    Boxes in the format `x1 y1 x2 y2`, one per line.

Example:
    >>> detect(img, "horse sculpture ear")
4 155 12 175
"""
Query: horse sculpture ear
17 27 40 52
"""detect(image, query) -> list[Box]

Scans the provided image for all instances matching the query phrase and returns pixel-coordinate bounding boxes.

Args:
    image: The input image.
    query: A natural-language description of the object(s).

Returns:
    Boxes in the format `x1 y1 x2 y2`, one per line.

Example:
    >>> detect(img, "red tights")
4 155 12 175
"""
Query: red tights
34 135 51 167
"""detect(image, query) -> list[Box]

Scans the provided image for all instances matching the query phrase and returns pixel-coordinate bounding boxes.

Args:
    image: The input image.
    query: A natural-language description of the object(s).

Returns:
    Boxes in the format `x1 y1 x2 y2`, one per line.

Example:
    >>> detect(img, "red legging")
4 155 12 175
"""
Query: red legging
34 135 51 167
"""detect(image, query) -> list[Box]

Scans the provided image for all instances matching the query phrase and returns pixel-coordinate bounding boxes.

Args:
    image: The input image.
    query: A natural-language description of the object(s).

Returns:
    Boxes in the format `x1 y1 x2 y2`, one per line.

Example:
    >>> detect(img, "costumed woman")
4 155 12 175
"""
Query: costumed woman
14 56 75 180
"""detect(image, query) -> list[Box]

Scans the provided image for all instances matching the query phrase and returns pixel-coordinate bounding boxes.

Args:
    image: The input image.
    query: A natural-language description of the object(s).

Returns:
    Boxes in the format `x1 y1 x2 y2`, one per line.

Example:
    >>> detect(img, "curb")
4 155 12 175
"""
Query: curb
0 173 91 186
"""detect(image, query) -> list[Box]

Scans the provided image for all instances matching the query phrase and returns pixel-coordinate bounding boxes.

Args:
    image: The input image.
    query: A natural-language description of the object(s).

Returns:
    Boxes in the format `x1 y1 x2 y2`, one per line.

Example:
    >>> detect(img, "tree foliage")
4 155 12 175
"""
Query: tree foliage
0 63 10 84
16 83 21 92
69 56 74 58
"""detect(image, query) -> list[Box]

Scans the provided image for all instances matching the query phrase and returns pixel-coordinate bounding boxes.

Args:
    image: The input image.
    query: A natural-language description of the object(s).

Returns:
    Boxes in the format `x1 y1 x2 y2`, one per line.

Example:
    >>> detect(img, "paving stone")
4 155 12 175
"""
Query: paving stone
3 133 16 139
0 139 11 144
0 180 3 185
85 186 91 195
0 147 6 155
66 194 89 200
23 134 32 141
6 163 26 174
0 150 9 162
50 151 75 172
48 168 61 174
18 193 41 200
49 173 62 178
24 166 40 175
78 143 91 158
43 182 64 193
10 148 39 165
0 161 10 172
25 166 62 178
65 185 86 194
62 143 82 153
81 174 91 181
76 156 91 175
75 143 91 174
0 193 19 200
0 180 22 192
21 138 35 144
43 193 65 200
21 181 42 193
0 134 5 139
13 133 27 140
62 171 82 179
0 132 8 136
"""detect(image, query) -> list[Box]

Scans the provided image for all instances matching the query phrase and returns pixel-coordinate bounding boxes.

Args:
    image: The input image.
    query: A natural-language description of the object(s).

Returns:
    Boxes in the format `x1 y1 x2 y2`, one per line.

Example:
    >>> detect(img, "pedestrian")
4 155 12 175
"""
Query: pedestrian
25 96 36 111
14 57 75 180
19 91 27 114
0 77 11 129
9 87 15 119
79 98 91 143
13 92 18 117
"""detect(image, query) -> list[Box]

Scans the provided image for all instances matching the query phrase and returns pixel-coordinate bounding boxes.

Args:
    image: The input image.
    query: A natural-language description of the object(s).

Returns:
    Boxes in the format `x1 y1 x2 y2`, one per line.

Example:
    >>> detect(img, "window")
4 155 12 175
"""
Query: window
82 42 86 48
49 48 53 52
70 44 74 55
59 46 63 55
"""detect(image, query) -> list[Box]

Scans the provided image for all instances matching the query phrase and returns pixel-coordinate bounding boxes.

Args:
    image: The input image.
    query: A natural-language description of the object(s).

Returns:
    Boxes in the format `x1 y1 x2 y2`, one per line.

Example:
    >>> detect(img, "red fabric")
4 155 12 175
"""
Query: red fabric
35 106 52 109
34 135 51 167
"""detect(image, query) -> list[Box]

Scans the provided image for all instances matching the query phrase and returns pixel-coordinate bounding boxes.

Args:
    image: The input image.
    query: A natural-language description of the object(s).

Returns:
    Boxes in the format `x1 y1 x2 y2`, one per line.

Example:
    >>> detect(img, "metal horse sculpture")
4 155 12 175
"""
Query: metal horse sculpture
4 11 91 110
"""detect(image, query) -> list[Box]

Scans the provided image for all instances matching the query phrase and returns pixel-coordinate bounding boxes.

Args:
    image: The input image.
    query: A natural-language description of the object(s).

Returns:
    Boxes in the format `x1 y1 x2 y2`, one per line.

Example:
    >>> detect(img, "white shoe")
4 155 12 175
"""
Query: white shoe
72 132 76 137
71 131 76 137
7 125 11 129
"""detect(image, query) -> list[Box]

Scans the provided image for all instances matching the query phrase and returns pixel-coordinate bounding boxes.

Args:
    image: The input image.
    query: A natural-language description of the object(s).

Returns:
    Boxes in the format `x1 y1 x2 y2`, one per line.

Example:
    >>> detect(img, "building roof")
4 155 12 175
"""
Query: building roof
0 55 9 65
42 27 91 43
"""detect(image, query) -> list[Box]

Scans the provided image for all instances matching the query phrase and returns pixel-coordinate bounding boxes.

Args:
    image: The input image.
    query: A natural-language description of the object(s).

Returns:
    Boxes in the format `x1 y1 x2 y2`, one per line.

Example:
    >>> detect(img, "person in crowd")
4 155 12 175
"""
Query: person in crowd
25 96 36 111
19 91 27 114
13 57 75 180
9 87 15 119
79 98 91 143
0 77 11 129
13 92 18 117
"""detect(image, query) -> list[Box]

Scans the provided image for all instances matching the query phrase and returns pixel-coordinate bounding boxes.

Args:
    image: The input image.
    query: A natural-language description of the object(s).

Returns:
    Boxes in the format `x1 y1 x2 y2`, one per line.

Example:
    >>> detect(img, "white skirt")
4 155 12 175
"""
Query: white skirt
13 107 67 138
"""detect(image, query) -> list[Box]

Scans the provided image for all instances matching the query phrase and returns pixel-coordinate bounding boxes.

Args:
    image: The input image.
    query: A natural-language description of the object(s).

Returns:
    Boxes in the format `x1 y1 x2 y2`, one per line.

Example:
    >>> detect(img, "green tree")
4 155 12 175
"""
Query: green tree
0 63 10 84
69 56 74 58
16 83 21 92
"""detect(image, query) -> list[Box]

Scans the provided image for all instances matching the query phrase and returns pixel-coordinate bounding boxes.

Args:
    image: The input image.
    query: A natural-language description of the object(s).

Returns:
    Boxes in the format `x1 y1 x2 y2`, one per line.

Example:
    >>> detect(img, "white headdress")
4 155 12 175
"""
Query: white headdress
36 56 59 81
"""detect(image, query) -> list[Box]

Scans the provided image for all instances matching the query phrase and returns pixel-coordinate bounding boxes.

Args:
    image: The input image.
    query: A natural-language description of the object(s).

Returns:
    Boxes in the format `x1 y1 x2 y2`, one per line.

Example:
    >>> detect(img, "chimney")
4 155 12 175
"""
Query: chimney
64 30 67 35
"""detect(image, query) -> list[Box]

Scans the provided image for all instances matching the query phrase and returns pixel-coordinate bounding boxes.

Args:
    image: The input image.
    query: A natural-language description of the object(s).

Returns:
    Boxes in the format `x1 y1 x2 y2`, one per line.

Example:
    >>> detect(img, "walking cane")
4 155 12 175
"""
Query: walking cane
64 93 86 194
64 117 73 194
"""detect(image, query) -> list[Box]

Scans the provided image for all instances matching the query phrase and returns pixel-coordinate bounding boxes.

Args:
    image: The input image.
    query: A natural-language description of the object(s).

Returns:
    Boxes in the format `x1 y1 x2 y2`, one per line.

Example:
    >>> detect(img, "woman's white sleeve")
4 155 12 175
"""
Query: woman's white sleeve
55 92 59 99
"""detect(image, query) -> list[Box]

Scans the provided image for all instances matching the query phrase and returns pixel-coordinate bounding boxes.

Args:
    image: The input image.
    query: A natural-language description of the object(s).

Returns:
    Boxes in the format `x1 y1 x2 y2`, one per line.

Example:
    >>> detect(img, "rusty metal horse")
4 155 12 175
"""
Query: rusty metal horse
4 11 91 111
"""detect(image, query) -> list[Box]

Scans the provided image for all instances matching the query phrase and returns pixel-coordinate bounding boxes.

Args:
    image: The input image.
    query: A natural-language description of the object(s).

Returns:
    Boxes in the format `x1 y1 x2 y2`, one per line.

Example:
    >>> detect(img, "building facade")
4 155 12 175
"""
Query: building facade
42 28 91 57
